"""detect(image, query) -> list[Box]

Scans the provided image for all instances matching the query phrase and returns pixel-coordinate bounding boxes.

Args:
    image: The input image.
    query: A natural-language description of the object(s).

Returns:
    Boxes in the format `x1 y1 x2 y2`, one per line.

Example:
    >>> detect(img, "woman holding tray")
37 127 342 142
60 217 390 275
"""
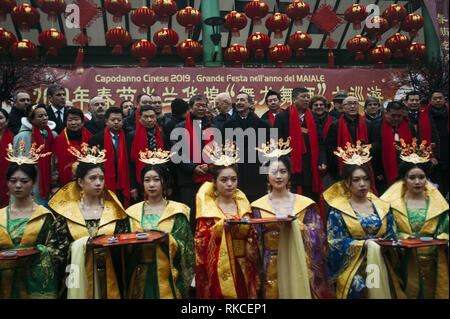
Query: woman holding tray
46 143 130 299
380 139 448 299
125 149 194 299
0 144 57 298
251 138 329 299
324 141 396 299
194 141 259 299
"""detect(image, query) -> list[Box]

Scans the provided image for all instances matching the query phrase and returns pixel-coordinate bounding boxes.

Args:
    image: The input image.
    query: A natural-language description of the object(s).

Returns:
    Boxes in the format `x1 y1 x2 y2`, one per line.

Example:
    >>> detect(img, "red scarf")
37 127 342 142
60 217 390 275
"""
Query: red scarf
185 112 214 184
289 106 322 194
337 115 368 170
31 125 55 200
0 129 14 207
381 117 413 186
323 115 332 141
54 128 92 185
103 127 130 208
268 108 283 127
131 123 163 184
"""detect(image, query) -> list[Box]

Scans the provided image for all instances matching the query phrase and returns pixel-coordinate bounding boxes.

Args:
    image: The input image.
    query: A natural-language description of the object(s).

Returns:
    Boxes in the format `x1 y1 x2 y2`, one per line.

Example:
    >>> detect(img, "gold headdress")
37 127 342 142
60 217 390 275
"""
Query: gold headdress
68 143 107 164
334 141 372 166
203 140 239 167
394 138 434 164
255 137 292 158
6 141 52 165
138 148 175 165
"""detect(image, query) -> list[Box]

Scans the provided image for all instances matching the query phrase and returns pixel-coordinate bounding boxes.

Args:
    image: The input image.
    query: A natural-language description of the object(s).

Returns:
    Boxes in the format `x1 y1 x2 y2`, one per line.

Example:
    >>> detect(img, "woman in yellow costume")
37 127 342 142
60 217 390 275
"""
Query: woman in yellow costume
125 149 194 299
0 143 57 298
380 139 448 299
250 138 329 299
195 141 259 299
324 142 396 299
46 143 130 299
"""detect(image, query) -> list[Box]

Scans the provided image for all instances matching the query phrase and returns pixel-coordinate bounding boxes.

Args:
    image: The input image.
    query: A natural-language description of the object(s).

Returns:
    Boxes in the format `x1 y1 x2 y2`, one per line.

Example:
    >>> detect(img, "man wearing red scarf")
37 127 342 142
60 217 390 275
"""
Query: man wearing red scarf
369 101 414 194
423 90 449 196
261 90 284 127
273 87 326 202
89 107 135 208
170 95 215 231
122 93 152 134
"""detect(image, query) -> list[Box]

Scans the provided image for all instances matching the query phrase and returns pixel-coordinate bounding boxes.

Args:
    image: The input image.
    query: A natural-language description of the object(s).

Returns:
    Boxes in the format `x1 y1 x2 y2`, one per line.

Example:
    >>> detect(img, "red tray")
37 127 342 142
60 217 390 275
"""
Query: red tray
225 216 296 225
0 249 39 260
88 231 168 247
377 238 448 248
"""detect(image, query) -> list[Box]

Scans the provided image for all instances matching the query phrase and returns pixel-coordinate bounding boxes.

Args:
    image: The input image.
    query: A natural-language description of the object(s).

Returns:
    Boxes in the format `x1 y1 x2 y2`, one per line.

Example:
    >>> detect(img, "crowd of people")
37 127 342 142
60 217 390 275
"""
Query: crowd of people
0 83 448 299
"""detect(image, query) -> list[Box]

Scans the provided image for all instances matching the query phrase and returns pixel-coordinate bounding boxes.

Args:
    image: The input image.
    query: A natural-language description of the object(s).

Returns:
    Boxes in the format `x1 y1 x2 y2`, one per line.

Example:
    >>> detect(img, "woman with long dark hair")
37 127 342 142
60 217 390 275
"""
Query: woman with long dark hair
0 109 14 207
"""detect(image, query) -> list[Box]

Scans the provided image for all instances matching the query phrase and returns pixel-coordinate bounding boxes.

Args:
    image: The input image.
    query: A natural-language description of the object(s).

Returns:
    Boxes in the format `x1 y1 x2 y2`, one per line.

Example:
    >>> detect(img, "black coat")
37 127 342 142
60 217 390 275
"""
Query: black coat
123 109 171 134
84 119 106 135
427 106 449 170
7 107 27 135
88 129 137 190
222 111 271 200
47 105 69 134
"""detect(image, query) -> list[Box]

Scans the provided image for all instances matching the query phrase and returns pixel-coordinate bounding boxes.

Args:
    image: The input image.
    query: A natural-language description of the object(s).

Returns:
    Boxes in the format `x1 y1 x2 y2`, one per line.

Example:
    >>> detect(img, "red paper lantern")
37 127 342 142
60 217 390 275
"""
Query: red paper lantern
0 0 16 21
346 35 371 61
0 27 16 54
344 4 368 30
131 39 157 66
405 42 427 63
105 27 131 55
176 6 202 34
368 45 392 69
38 0 66 22
224 11 247 37
10 39 39 61
286 1 310 26
401 14 424 38
385 33 410 58
265 13 290 39
105 0 131 23
224 44 249 67
153 28 179 55
38 28 66 56
177 39 202 67
288 31 311 57
152 0 177 24
364 16 389 41
382 4 407 28
11 4 40 32
131 7 157 33
246 32 270 58
267 44 291 67
244 0 269 25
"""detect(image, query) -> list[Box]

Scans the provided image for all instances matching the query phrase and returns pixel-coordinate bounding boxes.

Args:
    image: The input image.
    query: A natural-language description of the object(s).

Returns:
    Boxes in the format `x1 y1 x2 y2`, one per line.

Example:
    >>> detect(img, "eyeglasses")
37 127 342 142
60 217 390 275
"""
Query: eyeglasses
343 102 359 106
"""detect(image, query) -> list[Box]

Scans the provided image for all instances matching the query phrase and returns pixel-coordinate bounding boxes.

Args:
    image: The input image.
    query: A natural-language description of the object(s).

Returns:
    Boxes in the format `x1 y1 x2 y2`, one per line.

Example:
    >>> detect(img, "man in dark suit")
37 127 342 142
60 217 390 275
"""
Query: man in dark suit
84 96 107 135
47 84 69 134
260 90 283 127
89 107 136 206
222 91 271 202
8 90 31 135
122 93 152 133
212 92 234 131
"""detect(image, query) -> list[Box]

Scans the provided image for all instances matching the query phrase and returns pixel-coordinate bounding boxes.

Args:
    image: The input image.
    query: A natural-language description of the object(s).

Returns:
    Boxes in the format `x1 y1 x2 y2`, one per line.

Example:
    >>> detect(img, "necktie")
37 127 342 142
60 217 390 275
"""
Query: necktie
56 109 63 128
113 135 119 152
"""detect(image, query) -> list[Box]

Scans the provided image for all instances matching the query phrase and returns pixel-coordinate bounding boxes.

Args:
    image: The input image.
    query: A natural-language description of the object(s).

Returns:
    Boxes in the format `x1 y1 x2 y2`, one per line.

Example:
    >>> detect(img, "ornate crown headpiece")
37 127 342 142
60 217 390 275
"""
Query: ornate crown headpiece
334 141 372 166
394 138 434 164
68 143 107 164
138 148 175 165
255 137 292 158
203 140 239 167
6 142 52 165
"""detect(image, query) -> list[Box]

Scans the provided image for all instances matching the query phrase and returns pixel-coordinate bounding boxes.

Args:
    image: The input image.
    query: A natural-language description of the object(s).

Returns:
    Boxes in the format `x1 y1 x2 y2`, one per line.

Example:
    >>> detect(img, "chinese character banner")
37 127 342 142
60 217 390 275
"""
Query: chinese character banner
35 67 408 115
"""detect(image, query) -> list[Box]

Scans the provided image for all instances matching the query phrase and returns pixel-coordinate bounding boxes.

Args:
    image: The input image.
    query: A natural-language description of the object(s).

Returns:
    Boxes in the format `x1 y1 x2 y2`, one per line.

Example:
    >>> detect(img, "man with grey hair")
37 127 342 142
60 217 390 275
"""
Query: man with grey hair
212 92 234 130
84 95 108 135
47 84 68 134
8 90 31 135
364 96 383 122
222 91 271 202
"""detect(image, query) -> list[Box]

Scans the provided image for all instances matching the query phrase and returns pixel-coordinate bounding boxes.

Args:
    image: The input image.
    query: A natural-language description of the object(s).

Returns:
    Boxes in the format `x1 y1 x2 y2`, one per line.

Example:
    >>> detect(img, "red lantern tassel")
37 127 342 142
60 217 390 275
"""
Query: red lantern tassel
47 14 58 22
274 31 283 38
112 45 123 55
185 26 194 34
139 57 149 67
46 47 58 56
160 16 169 24
294 19 303 26
185 57 195 67
376 62 384 69
254 18 262 25
328 50 335 68
255 49 264 59
162 45 171 55
138 26 148 33
296 48 305 57
393 50 403 58
352 22 362 30
231 29 240 37
113 15 122 23
355 52 364 61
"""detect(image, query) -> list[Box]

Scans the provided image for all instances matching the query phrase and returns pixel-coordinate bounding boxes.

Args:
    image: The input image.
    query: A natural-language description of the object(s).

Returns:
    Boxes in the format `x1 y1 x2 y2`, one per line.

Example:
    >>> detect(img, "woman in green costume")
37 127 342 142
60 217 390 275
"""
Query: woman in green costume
125 150 194 299
381 139 448 299
0 154 57 299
